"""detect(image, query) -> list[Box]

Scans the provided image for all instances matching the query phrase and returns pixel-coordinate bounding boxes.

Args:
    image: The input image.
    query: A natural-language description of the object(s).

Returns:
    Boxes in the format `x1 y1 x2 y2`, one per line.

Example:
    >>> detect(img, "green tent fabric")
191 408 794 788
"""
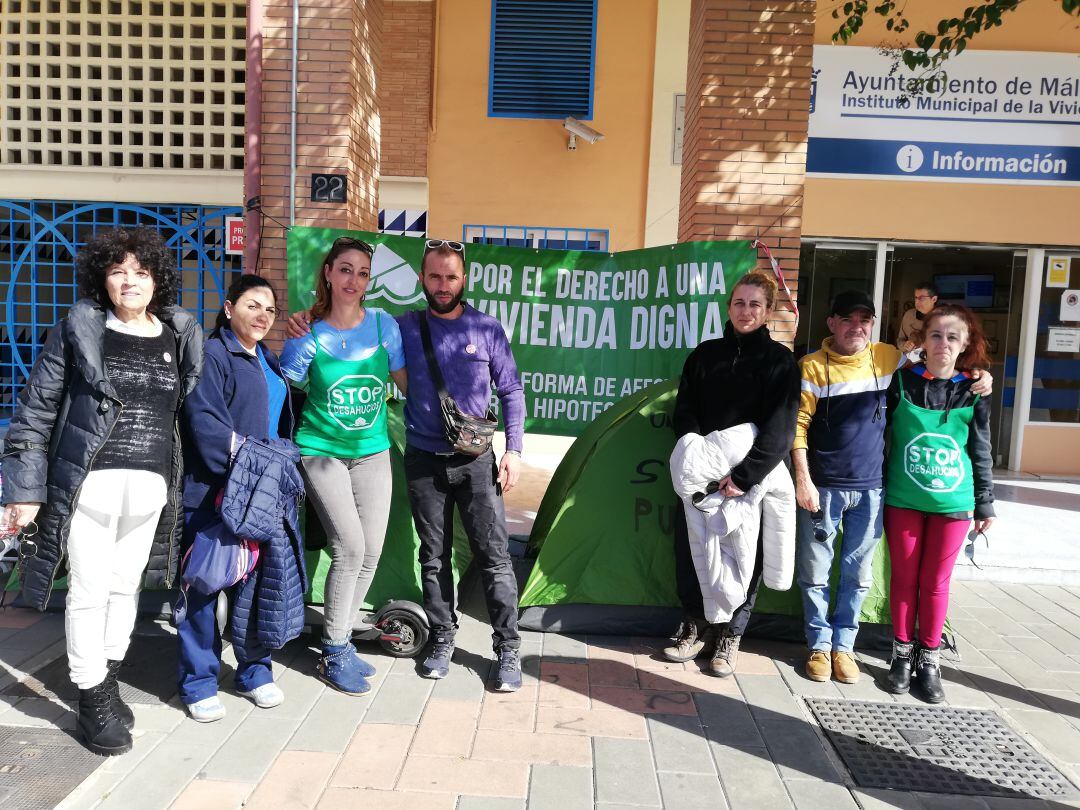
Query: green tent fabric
519 379 894 635
304 400 472 609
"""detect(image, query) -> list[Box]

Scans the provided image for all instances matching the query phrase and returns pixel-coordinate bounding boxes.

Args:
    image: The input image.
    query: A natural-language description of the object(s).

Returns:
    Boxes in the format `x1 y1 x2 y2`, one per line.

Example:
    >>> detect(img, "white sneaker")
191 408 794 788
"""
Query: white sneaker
238 682 285 709
186 695 226 723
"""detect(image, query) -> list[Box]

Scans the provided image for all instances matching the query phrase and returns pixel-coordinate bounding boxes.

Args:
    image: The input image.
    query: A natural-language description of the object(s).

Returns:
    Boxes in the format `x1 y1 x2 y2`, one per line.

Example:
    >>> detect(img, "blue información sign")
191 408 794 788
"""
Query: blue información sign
809 139 1080 183
807 47 1080 186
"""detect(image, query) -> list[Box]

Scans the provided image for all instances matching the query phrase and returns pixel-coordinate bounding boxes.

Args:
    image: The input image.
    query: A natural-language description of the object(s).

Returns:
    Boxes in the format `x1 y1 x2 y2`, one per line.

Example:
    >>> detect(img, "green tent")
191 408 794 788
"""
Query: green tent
304 400 472 609
519 379 894 641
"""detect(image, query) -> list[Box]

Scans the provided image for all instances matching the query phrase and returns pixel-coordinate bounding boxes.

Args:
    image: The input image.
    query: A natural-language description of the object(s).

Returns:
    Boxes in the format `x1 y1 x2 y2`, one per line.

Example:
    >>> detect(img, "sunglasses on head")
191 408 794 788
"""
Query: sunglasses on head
424 239 464 254
332 236 374 254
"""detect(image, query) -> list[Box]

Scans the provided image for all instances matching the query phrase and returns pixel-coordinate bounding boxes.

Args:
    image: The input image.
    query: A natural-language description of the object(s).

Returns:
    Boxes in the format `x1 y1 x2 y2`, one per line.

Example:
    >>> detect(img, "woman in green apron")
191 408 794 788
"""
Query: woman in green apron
280 237 408 695
882 304 995 703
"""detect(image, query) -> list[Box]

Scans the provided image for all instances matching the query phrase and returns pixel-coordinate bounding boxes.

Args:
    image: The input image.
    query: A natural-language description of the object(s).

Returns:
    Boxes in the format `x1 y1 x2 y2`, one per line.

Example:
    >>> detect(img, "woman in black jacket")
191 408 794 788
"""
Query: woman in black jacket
177 274 296 723
1 228 201 756
882 304 995 703
663 270 801 676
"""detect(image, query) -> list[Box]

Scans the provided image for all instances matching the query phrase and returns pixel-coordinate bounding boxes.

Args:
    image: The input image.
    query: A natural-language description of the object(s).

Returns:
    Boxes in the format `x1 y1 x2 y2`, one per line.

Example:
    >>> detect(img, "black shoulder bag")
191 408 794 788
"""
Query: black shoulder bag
418 311 499 456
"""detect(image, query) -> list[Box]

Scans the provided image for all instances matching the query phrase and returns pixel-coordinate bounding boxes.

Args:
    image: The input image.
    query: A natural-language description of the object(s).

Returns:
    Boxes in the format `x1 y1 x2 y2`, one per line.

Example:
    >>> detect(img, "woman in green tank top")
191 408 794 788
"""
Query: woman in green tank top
280 237 408 696
882 304 995 704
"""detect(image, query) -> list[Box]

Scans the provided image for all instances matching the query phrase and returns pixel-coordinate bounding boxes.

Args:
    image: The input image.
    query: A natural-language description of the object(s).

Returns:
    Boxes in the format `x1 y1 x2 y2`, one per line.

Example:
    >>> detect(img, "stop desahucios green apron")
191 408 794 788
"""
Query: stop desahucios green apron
295 313 390 458
885 370 977 514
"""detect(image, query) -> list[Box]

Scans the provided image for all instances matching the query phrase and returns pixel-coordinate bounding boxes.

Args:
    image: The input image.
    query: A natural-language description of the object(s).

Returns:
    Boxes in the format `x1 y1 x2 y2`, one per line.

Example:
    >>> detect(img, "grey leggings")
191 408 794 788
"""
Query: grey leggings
300 451 392 646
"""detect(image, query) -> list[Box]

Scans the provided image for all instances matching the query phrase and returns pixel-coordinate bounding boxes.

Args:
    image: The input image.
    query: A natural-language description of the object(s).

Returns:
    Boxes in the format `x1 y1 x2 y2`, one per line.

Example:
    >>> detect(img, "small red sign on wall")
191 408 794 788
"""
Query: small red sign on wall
225 216 245 255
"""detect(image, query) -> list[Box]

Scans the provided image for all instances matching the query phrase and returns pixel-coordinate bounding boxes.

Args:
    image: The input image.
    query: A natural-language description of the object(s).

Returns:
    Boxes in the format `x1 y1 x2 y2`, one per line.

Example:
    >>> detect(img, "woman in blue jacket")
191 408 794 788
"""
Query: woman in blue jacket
177 275 294 722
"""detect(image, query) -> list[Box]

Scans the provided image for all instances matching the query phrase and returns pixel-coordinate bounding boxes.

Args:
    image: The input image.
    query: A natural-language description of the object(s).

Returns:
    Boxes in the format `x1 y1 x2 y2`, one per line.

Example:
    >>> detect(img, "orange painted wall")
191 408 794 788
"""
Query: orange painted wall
426 0 657 251
805 2 1080 247
1020 425 1080 476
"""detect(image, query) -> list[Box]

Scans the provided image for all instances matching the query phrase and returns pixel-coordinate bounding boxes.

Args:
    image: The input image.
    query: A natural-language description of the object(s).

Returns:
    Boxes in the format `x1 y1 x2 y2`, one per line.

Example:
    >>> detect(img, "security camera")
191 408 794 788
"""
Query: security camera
563 116 604 150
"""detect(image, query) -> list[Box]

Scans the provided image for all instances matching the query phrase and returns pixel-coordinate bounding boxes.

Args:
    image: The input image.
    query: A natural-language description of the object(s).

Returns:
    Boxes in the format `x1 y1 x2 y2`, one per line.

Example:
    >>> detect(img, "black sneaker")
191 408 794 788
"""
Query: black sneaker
494 646 522 692
421 636 454 679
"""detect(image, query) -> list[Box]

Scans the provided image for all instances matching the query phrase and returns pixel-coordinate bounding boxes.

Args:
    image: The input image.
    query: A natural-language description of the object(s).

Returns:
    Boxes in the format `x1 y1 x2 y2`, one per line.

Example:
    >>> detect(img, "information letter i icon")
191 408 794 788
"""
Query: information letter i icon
896 144 924 173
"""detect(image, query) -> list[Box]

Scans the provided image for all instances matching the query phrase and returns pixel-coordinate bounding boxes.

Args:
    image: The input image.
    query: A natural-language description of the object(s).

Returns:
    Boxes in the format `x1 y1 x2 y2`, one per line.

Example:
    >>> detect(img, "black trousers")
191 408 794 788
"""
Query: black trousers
673 498 764 636
404 447 520 650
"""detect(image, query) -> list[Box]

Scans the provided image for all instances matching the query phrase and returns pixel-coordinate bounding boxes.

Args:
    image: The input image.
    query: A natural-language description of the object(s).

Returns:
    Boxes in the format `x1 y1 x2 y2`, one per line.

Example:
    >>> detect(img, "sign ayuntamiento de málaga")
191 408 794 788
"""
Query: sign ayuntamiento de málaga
808 46 1080 185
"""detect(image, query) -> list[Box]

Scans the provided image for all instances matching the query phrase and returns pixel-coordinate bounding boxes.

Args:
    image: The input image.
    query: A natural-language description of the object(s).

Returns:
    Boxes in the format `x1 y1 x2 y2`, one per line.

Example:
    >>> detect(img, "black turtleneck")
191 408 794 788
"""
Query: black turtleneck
673 321 801 490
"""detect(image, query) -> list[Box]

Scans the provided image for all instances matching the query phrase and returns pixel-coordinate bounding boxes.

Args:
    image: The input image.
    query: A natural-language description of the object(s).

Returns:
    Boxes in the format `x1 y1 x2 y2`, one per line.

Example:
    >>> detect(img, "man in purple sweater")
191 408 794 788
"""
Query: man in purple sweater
400 240 525 690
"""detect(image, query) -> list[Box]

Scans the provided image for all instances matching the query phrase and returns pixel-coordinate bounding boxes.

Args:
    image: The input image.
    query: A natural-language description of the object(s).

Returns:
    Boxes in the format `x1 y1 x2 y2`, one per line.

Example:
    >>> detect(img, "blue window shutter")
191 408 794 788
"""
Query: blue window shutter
488 0 597 119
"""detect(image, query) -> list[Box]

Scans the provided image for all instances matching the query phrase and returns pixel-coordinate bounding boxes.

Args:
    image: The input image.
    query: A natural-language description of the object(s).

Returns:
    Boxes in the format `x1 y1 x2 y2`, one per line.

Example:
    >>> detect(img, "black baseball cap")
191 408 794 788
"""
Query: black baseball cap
829 290 876 318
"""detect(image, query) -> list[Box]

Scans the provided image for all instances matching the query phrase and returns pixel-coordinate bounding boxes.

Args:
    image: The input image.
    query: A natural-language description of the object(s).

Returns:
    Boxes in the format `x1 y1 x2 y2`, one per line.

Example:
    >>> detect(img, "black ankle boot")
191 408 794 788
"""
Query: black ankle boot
77 682 133 756
885 639 914 694
105 660 134 731
914 644 946 704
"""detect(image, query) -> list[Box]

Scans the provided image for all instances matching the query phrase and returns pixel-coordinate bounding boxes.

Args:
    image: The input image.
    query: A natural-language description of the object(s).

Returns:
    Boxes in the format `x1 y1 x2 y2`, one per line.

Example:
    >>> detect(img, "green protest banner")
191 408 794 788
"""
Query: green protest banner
287 227 756 435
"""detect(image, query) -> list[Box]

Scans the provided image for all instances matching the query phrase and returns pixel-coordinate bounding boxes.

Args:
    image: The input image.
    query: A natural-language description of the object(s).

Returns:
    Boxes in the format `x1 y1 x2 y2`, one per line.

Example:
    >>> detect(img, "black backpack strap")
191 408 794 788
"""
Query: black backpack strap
418 311 450 400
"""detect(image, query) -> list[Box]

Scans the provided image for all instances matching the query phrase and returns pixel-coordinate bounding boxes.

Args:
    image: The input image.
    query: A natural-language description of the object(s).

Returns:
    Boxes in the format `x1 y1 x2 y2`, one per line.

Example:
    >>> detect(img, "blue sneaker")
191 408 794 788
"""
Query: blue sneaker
494 645 522 692
318 643 372 695
421 636 455 679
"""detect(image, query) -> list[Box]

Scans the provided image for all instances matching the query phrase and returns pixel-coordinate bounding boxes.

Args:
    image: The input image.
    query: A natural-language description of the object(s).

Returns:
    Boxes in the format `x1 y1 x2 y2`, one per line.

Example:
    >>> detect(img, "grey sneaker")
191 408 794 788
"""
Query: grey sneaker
421 636 454 679
662 617 710 662
709 630 741 678
494 646 522 692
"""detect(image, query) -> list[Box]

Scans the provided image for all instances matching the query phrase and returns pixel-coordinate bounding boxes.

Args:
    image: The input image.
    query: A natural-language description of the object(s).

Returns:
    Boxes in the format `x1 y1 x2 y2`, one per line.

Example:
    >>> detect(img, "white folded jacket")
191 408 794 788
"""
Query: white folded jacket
669 424 796 623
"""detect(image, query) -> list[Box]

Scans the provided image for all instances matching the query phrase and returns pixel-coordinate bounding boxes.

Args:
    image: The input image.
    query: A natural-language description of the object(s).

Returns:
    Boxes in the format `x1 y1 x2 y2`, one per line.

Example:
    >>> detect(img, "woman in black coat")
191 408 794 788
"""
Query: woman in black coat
1 228 201 756
663 270 800 676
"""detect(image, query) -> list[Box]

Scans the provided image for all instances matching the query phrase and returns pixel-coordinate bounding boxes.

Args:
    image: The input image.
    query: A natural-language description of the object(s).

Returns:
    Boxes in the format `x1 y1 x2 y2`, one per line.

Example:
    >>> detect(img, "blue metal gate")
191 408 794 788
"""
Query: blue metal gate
1 200 243 424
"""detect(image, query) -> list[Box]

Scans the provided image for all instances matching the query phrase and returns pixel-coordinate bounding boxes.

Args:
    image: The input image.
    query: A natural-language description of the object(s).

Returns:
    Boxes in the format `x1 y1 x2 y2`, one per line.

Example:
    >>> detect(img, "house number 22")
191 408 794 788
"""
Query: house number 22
311 174 347 203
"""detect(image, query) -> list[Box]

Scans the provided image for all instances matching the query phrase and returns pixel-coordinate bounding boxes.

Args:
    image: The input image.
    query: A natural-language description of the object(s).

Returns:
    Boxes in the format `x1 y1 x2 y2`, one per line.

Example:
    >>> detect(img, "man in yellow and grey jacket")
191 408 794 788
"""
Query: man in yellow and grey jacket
792 290 900 686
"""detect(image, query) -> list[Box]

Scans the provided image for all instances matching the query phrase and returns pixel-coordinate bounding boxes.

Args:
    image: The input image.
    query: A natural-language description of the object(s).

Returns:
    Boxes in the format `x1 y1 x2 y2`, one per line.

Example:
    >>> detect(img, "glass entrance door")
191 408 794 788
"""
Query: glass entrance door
881 244 1019 466
796 243 877 358
992 252 1027 467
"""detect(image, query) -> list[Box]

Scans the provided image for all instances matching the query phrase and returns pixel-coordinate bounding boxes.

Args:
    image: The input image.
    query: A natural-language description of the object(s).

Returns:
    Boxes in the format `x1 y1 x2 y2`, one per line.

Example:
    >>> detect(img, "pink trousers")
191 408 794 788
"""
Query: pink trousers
884 506 970 648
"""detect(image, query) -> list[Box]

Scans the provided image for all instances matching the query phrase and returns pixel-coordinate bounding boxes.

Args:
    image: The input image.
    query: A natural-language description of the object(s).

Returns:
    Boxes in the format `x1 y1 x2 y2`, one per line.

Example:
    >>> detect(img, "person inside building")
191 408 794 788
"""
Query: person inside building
895 281 938 352
664 271 801 677
177 274 298 722
883 304 995 703
0 227 201 756
279 237 408 696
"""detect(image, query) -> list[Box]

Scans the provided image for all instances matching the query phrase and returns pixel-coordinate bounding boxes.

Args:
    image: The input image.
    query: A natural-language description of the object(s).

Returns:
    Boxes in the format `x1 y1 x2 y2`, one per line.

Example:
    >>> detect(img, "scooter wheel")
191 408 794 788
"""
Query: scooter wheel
377 609 430 658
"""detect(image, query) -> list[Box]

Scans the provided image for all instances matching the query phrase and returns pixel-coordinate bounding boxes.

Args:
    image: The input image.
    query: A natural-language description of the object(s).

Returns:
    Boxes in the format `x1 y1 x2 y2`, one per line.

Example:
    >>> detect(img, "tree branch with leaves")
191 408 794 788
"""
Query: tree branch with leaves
831 0 1079 85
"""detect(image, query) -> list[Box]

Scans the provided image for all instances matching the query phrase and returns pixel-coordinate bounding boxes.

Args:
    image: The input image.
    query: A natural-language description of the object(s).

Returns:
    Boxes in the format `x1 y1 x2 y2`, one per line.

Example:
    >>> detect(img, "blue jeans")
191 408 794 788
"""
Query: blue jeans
176 508 273 705
176 585 273 704
796 487 883 653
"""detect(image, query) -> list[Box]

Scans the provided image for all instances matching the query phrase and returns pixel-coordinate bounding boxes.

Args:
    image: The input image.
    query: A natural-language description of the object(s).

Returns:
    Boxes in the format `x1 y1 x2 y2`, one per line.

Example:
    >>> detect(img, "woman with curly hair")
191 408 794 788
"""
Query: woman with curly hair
0 227 202 755
882 304 995 703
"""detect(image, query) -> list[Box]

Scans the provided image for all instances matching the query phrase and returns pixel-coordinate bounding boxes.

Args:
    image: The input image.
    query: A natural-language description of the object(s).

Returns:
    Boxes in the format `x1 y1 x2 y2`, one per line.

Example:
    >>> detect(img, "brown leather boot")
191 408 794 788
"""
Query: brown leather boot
805 650 830 682
662 617 710 663
831 651 861 684
709 629 741 678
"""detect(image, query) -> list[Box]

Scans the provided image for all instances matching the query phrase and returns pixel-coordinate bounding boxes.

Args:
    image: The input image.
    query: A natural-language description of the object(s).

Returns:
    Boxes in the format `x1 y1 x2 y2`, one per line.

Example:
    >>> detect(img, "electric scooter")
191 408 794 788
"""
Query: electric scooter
352 598 430 658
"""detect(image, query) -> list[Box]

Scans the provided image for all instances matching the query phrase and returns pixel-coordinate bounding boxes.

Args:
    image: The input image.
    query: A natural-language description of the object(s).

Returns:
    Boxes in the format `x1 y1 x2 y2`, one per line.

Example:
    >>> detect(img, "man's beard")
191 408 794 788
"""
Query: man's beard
424 287 463 315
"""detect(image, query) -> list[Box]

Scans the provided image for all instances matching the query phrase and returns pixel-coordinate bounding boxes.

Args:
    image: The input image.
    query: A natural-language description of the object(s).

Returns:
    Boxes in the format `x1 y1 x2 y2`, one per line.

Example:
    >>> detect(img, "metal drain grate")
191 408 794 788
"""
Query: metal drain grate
806 698 1078 799
3 635 180 705
0 726 103 809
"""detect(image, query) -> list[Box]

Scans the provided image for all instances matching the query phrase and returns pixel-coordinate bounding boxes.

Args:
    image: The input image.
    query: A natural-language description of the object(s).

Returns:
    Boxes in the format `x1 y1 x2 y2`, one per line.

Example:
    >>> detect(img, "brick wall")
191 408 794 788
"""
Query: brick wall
381 0 433 177
256 0 384 344
677 0 813 345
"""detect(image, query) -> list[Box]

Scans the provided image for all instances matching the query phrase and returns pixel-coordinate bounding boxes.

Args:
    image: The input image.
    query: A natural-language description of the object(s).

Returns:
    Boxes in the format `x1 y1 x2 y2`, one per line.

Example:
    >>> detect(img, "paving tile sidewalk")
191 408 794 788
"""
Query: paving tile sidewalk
2 579 1080 809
